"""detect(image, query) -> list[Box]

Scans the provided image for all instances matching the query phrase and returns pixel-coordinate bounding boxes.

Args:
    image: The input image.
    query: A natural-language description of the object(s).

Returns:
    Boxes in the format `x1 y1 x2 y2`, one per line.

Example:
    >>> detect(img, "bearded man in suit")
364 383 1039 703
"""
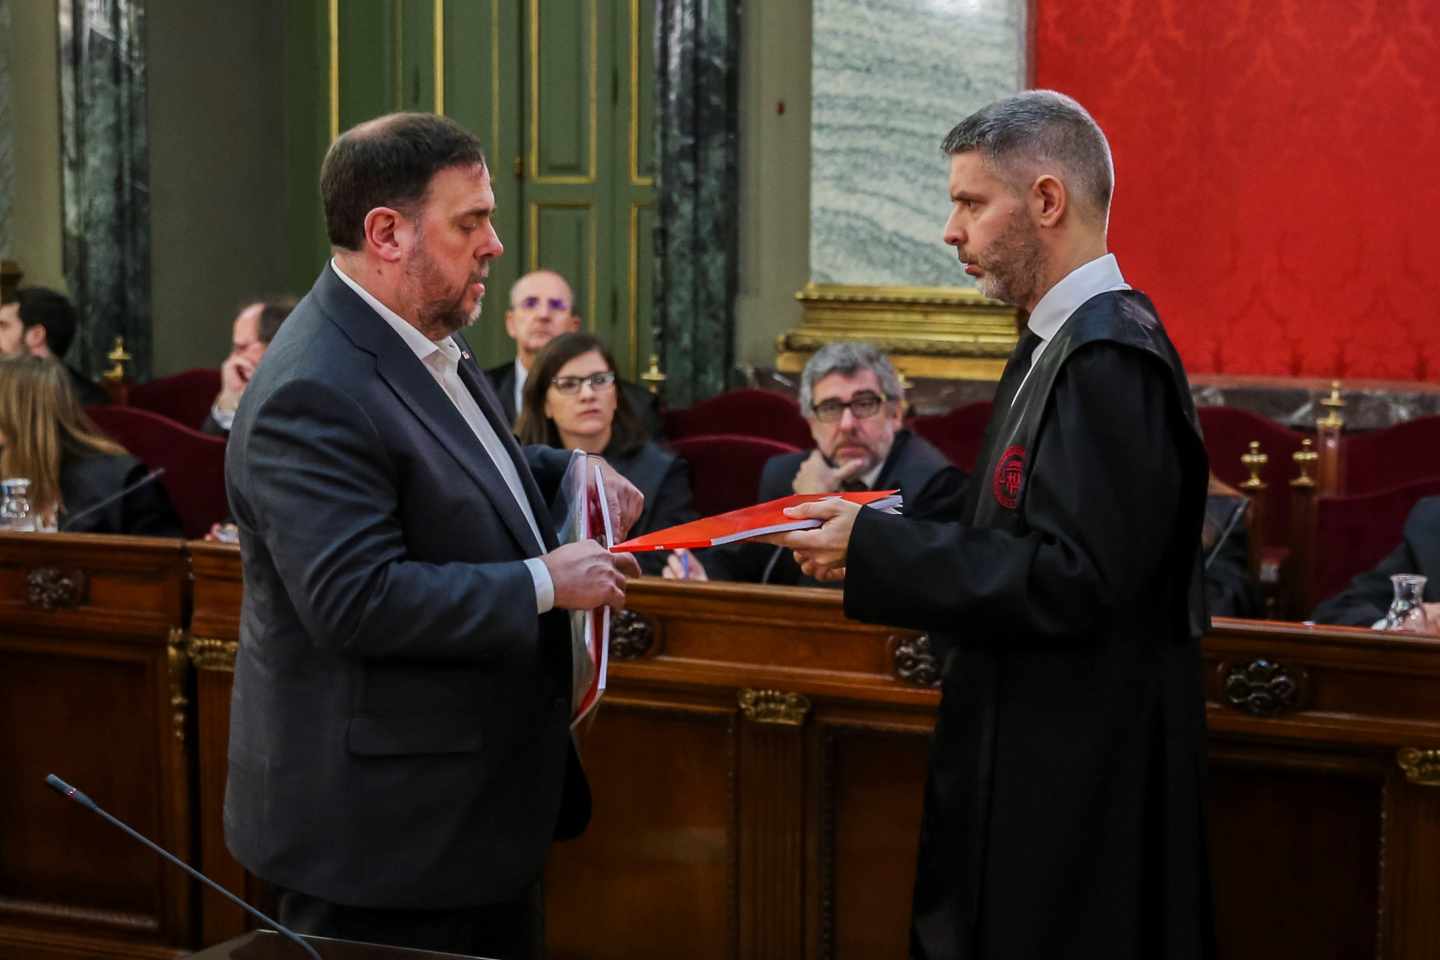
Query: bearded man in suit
223 112 642 960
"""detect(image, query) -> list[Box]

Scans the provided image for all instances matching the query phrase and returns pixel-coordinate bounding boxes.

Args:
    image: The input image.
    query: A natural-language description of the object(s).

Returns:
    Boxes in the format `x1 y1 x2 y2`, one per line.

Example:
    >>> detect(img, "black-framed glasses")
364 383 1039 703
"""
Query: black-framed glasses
551 371 616 395
517 295 570 312
812 391 891 423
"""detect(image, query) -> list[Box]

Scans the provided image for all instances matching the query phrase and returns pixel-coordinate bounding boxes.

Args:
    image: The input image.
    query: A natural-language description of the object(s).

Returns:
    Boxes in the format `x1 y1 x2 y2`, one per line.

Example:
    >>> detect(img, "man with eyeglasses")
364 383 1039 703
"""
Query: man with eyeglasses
665 341 967 586
487 269 661 436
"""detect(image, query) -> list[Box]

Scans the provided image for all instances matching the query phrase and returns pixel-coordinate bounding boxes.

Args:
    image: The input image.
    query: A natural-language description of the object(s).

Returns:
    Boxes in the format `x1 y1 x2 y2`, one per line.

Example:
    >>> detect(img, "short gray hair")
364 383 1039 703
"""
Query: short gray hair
798 342 903 416
941 90 1114 221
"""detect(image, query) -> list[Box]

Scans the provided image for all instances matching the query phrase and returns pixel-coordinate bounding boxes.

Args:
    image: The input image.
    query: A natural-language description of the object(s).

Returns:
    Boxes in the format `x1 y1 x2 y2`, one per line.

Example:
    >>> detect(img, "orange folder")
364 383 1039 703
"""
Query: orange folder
611 489 902 553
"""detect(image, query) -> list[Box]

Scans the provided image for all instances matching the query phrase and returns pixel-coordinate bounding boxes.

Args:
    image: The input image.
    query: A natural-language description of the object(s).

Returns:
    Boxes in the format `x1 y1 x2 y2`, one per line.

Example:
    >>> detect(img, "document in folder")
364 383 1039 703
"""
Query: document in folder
610 489 901 553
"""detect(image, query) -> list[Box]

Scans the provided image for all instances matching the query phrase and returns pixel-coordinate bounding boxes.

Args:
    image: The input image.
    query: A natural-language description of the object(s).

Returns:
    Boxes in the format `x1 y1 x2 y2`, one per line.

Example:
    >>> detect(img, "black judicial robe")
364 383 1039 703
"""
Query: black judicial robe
844 291 1214 960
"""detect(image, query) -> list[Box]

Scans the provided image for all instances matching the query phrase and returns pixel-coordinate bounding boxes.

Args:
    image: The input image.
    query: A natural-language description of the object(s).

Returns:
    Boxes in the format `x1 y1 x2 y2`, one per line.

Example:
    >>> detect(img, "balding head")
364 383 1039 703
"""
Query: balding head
506 270 581 368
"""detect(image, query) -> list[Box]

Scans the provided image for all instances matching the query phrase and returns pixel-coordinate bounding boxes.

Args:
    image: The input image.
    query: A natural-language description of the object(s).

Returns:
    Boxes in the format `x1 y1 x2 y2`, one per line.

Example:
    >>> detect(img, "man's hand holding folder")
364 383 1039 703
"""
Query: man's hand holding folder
756 497 860 583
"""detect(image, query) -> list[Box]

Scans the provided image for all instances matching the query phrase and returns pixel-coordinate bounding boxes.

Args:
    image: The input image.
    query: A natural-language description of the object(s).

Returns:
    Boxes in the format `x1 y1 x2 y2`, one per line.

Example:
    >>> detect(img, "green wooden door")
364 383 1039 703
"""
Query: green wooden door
285 0 655 377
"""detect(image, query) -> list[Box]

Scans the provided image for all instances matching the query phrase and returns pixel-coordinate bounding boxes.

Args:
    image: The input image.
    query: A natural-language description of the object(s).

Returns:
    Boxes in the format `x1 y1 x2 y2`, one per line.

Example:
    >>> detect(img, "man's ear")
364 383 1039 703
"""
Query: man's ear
504 310 519 339
362 207 410 263
1031 174 1067 228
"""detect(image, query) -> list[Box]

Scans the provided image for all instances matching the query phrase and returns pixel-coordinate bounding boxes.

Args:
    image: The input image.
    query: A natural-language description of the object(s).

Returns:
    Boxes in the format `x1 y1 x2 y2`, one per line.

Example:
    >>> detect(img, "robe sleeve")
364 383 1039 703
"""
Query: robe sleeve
844 343 1191 642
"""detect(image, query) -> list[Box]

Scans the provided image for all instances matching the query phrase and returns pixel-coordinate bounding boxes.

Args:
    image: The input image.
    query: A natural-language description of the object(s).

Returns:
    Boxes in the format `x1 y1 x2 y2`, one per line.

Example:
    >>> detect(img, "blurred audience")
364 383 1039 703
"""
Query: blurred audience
515 332 694 574
1311 496 1440 631
203 298 296 436
0 287 108 406
490 269 661 436
0 355 181 536
666 341 968 586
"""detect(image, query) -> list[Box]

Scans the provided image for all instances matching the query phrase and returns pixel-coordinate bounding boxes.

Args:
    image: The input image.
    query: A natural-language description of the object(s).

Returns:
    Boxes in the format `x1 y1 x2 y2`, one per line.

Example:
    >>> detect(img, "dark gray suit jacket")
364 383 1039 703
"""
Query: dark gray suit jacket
223 264 585 910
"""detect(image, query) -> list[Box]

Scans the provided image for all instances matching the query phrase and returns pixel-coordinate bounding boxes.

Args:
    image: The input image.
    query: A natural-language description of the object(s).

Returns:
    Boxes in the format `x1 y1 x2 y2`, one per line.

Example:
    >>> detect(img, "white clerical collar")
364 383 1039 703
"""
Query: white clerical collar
330 258 451 365
1026 253 1129 344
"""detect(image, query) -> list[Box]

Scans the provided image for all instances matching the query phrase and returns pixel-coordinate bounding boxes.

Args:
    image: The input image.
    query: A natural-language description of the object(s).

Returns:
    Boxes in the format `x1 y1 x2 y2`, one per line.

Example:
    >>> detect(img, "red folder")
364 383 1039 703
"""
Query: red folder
611 489 901 553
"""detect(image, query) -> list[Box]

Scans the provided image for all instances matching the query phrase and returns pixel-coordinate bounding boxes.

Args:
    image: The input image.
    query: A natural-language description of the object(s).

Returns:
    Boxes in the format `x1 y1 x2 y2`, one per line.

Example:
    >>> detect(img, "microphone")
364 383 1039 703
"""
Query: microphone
1203 498 1250 571
59 467 167 532
44 774 321 960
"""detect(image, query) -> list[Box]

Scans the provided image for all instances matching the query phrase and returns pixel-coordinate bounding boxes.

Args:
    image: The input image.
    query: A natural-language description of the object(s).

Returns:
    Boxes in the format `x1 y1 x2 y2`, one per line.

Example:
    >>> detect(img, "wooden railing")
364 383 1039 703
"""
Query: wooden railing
4 534 1440 958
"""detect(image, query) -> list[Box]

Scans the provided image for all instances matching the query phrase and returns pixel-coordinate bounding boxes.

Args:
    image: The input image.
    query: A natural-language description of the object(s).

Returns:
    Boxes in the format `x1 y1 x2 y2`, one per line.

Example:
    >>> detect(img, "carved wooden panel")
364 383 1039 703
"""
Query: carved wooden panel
814 721 928 960
547 697 738 960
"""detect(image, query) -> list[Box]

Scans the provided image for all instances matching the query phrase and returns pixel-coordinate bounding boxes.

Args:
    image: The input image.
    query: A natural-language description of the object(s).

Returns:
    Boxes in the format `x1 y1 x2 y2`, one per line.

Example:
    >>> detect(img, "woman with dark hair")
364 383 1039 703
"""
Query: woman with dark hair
0 355 182 535
516 332 695 574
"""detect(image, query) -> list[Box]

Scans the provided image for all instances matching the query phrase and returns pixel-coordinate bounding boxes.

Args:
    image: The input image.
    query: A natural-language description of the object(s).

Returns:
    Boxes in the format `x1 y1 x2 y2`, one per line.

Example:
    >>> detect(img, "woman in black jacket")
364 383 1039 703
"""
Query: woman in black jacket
515 333 695 574
0 355 182 536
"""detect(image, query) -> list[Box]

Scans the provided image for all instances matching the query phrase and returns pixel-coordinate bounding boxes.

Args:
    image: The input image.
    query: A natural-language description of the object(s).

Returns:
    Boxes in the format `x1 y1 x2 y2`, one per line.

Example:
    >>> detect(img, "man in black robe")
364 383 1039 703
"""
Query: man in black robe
770 91 1215 959
663 341 967 586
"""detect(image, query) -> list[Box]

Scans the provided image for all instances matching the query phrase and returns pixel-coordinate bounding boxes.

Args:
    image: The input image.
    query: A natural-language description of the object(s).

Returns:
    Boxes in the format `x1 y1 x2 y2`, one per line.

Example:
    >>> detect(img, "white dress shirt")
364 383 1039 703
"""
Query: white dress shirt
1015 253 1130 397
513 357 528 414
330 259 555 613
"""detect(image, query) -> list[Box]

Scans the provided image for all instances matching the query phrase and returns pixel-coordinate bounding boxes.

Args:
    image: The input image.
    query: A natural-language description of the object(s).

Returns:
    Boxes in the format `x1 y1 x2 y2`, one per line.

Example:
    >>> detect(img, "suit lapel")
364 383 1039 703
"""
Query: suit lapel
374 342 545 557
454 335 559 551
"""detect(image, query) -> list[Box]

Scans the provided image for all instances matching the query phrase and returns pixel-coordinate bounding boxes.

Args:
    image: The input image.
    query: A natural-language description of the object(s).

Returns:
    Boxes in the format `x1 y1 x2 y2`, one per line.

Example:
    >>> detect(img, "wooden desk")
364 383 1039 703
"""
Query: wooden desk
184 549 1440 960
0 533 192 960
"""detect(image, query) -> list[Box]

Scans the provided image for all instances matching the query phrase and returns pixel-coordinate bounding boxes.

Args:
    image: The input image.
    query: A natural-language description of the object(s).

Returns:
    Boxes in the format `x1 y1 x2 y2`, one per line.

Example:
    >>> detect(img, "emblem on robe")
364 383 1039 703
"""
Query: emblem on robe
992 444 1026 509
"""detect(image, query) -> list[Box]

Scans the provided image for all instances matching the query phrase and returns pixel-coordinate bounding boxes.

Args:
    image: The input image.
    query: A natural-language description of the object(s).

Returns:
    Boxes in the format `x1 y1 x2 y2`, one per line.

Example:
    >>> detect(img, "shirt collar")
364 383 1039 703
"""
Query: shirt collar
330 258 454 365
514 356 529 390
1025 253 1129 344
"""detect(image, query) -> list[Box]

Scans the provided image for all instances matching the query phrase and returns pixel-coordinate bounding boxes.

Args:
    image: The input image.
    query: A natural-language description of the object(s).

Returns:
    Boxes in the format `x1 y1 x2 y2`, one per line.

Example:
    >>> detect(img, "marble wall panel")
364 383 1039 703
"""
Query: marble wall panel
0 0 13 258
810 0 1025 287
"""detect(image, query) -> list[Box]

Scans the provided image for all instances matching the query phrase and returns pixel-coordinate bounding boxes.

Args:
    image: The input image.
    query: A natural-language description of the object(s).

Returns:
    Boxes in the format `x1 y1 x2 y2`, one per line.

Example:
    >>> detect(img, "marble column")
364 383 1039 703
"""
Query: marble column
0 0 13 261
810 0 1027 287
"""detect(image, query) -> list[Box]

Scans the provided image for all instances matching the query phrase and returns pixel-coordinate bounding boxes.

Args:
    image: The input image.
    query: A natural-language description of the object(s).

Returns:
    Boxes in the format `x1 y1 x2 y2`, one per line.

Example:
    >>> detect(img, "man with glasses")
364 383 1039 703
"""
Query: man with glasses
665 341 967 586
487 269 660 436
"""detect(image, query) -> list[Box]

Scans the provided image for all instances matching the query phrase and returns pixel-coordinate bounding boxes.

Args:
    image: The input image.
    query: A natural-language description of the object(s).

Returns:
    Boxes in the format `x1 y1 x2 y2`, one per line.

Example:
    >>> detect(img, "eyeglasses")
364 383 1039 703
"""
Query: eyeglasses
517 295 571 312
550 371 616 395
812 391 891 423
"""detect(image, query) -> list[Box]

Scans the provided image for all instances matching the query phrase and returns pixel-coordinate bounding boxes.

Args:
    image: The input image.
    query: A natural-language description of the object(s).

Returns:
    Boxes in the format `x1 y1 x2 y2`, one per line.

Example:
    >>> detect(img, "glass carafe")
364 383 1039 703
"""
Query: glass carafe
1382 574 1432 634
0 478 37 532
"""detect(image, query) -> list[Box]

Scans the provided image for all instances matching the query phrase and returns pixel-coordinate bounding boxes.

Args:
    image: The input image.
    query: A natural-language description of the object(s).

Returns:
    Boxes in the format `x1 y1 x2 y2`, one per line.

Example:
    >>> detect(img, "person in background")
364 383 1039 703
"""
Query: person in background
201 297 295 436
1310 496 1440 631
516 331 694 575
1202 473 1263 618
488 270 662 437
665 341 967 587
0 287 108 407
0 355 181 536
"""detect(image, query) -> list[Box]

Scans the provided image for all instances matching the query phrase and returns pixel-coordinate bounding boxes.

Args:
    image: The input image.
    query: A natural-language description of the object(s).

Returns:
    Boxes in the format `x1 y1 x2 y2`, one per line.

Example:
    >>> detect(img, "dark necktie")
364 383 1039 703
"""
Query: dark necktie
841 477 868 493
994 329 1044 416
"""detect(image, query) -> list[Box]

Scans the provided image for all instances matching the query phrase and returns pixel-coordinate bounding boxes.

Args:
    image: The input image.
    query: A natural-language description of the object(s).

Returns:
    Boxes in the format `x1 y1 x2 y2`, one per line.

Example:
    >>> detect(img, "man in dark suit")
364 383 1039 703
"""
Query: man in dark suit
200 297 295 436
664 341 967 586
0 287 108 406
768 92 1214 958
223 112 642 960
486 269 662 436
1311 496 1440 629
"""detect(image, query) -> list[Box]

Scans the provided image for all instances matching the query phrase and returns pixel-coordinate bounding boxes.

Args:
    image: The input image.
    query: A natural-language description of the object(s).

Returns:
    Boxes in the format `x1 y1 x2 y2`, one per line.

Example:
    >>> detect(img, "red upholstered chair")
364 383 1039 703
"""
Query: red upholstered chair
1303 477 1440 613
127 368 222 431
1196 406 1309 548
84 405 229 539
1338 416 1440 495
662 389 812 449
909 401 993 472
667 433 803 517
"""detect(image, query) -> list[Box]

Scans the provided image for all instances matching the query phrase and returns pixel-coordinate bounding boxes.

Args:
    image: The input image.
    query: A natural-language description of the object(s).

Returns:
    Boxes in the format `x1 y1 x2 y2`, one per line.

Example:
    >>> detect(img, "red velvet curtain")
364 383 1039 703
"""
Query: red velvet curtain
1034 0 1440 380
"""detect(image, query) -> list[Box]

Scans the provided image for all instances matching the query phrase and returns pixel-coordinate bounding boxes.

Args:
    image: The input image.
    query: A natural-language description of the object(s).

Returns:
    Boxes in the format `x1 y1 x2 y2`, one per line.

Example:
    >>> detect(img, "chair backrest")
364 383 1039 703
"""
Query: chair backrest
908 401 993 472
126 368 221 431
662 389 812 449
1196 406 1308 549
1307 477 1440 612
668 433 803 517
1340 416 1440 495
84 405 228 539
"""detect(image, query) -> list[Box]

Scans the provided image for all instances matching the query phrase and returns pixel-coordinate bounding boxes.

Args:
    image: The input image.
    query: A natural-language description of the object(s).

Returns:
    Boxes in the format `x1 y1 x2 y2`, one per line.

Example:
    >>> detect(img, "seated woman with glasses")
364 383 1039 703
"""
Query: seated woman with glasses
0 355 182 535
515 332 696 574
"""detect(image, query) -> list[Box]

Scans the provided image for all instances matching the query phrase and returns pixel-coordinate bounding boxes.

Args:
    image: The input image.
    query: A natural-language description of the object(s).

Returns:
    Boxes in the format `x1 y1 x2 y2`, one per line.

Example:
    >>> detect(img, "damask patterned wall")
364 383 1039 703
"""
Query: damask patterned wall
1036 1 1440 381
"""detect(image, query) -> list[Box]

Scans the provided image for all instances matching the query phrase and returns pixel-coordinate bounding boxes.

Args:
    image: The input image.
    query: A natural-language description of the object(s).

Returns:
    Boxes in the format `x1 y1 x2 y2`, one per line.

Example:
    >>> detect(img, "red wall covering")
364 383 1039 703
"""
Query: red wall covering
1033 0 1440 380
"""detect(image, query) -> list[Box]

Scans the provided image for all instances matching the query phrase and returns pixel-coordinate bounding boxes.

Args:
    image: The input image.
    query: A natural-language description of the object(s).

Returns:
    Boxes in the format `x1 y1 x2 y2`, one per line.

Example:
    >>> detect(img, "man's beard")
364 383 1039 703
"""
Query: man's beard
406 244 484 339
966 210 1045 308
